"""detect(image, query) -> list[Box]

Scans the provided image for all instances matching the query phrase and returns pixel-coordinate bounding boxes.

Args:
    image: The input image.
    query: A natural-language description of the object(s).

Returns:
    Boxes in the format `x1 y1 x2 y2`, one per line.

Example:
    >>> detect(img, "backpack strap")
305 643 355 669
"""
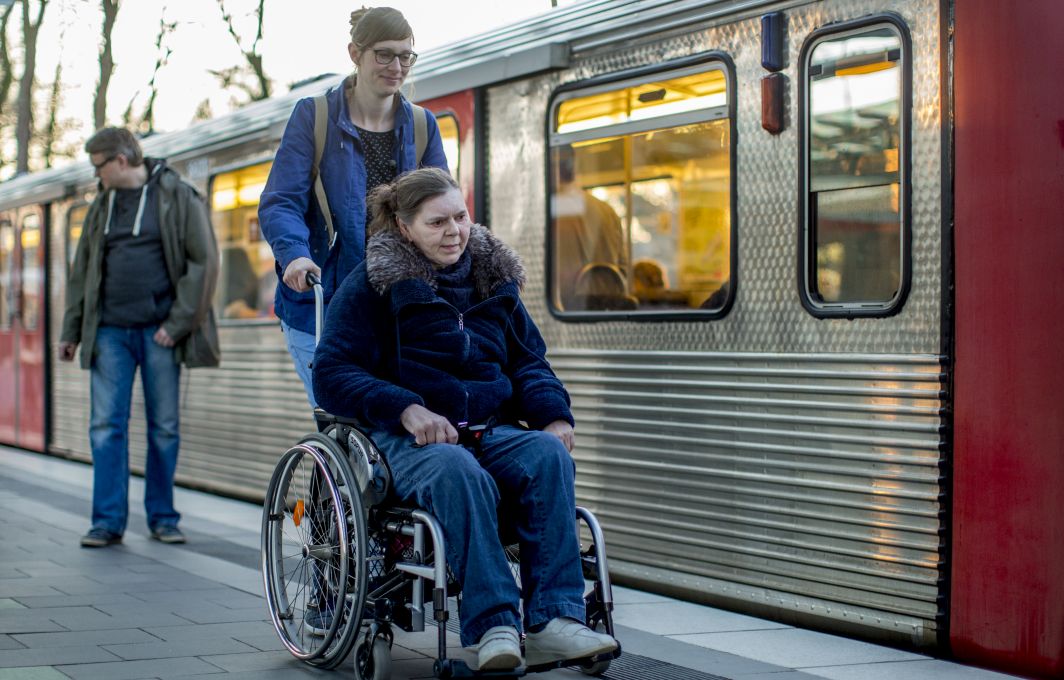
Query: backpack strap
311 95 336 248
411 103 428 167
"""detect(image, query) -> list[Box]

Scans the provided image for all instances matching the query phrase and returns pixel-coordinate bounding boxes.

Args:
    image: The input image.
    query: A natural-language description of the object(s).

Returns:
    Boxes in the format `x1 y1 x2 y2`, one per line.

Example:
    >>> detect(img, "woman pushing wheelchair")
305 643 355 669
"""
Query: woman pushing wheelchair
313 167 619 671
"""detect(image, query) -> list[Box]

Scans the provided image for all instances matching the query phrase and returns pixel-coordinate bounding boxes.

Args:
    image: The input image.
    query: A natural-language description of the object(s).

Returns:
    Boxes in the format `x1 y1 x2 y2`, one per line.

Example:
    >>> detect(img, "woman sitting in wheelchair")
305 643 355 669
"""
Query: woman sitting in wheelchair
313 167 619 671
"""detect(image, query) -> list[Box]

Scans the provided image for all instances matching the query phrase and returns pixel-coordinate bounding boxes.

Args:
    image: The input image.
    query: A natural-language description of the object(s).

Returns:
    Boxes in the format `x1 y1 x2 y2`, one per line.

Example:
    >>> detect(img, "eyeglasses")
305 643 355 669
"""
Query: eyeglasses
91 154 118 170
371 49 418 67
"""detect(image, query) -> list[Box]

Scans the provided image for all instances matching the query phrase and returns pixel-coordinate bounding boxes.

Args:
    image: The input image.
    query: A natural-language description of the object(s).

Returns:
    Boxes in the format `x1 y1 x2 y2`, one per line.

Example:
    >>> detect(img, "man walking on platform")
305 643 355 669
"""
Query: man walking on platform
59 127 220 548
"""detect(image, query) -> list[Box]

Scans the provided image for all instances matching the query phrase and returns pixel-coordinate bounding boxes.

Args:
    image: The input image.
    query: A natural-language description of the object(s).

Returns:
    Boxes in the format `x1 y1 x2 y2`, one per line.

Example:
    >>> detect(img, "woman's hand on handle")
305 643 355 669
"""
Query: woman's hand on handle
400 404 459 446
283 257 321 293
544 420 575 452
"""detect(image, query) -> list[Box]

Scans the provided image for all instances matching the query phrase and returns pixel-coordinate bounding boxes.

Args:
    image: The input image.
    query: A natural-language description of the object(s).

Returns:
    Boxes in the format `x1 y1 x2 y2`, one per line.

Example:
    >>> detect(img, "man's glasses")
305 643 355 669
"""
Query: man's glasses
91 154 118 170
371 49 417 67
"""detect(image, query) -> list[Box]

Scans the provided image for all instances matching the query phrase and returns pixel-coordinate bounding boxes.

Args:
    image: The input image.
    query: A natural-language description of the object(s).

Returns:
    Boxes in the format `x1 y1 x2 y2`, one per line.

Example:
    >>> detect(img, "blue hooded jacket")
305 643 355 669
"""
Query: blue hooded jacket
313 225 574 433
258 76 448 334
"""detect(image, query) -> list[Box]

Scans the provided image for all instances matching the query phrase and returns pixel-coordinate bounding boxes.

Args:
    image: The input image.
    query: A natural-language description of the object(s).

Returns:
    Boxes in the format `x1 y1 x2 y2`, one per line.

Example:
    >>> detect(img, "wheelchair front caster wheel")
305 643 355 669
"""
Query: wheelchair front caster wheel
578 620 613 676
354 635 391 680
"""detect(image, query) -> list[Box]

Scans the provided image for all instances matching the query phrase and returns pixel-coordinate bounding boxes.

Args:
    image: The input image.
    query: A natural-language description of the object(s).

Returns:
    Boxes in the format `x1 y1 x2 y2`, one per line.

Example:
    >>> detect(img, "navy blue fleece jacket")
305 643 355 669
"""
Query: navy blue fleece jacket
312 224 574 433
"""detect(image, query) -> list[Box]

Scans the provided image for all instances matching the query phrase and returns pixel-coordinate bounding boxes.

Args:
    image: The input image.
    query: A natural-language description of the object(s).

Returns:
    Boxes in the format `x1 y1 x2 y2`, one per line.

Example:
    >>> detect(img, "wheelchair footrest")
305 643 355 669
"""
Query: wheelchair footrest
524 644 622 673
433 658 525 678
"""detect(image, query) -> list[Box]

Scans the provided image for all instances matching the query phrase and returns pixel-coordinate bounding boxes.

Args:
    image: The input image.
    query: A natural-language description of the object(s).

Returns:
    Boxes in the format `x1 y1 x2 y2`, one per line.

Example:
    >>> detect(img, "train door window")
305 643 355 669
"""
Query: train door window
799 18 911 316
19 212 41 330
210 161 277 321
0 216 12 329
66 204 89 270
436 113 460 180
548 60 734 317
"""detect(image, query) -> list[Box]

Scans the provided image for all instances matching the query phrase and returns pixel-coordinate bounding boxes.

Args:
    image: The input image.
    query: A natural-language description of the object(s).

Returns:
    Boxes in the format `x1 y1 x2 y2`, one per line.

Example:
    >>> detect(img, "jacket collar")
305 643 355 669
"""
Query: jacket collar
367 224 525 301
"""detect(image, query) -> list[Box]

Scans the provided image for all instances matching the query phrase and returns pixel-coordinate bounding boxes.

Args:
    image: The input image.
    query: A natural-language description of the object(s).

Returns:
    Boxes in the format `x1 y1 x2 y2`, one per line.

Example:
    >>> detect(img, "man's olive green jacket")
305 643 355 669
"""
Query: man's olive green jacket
60 160 221 369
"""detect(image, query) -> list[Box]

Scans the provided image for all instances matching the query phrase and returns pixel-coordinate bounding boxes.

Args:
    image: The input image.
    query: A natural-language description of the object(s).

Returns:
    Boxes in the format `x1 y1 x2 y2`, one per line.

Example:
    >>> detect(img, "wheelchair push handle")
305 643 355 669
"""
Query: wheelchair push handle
306 271 324 347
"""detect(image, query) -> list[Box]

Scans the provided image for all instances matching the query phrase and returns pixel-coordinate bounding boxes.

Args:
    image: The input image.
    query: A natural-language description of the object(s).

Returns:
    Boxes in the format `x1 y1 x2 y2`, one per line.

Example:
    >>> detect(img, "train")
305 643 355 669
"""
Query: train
0 0 1060 677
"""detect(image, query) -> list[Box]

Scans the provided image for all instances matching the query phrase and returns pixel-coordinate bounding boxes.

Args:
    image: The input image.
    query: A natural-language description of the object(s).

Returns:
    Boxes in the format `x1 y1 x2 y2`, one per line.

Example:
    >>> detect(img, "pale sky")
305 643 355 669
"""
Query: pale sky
25 0 579 162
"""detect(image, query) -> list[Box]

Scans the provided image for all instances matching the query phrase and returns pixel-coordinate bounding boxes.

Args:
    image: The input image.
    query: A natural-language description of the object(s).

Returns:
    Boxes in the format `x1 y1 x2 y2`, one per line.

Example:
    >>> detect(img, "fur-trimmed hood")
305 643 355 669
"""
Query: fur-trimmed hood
366 224 526 299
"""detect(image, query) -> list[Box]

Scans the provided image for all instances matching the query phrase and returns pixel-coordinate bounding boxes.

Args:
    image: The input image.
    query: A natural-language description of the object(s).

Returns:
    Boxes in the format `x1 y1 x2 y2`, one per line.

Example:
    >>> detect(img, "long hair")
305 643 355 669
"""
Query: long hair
367 168 459 236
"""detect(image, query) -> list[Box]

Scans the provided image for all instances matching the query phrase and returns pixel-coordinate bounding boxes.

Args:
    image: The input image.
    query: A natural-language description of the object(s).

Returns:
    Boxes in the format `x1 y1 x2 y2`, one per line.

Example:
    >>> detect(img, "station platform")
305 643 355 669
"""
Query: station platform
0 445 1021 680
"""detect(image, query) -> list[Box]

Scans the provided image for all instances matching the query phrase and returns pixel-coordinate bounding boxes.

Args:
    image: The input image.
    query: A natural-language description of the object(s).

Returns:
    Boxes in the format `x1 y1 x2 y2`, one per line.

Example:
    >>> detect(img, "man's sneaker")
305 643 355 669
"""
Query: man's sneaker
524 617 617 666
304 606 333 637
150 525 186 544
474 625 523 671
80 528 122 548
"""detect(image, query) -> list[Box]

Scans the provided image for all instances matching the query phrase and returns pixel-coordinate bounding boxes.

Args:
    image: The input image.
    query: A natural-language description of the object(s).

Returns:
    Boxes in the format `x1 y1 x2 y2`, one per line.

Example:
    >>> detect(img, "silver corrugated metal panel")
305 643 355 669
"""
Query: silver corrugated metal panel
485 0 947 644
557 349 945 645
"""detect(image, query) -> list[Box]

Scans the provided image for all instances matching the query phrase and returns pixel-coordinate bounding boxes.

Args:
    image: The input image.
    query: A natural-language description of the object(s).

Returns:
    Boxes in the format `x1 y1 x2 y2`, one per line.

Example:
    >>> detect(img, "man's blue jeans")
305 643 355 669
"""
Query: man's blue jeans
89 325 181 535
369 424 586 646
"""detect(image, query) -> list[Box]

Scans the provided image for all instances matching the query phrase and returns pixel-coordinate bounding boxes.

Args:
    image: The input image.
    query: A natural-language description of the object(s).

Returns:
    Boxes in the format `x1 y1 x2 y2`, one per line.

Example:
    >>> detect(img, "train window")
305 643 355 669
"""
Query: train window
0 216 12 329
548 61 734 317
19 212 42 331
66 203 89 269
210 162 277 321
436 113 460 180
799 19 911 316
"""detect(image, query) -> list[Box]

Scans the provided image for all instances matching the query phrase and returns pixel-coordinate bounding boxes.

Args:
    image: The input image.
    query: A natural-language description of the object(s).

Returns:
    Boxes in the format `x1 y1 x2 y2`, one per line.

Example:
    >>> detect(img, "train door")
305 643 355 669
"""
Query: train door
417 90 476 218
0 206 46 450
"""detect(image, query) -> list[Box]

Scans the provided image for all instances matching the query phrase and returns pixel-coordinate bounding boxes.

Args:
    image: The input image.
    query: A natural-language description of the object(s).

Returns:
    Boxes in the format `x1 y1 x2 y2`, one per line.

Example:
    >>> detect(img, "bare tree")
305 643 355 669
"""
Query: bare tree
192 97 213 123
41 56 76 167
94 0 118 130
140 13 175 133
215 0 270 102
0 2 15 118
15 0 49 175
121 10 175 134
0 2 15 175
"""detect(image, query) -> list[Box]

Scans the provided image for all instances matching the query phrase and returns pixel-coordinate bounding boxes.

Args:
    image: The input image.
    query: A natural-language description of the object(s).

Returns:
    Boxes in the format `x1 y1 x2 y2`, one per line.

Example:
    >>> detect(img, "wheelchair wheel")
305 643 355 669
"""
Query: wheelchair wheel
261 434 367 668
353 634 391 680
301 433 370 669
578 619 612 676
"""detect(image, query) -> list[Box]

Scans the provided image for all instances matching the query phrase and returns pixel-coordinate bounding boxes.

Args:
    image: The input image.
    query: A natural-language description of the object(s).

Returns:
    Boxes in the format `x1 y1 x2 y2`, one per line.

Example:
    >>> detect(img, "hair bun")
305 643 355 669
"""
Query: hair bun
349 7 372 31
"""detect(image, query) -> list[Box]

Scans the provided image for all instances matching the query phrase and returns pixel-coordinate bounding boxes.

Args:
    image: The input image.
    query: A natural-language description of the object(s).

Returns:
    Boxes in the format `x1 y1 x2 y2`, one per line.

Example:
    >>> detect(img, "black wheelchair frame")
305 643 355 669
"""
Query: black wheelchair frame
260 275 620 678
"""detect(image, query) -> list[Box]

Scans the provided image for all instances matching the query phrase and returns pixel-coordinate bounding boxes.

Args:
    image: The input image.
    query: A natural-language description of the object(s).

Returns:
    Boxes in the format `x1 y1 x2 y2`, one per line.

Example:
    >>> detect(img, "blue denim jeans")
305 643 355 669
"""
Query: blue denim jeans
369 424 586 646
280 320 317 408
89 325 181 535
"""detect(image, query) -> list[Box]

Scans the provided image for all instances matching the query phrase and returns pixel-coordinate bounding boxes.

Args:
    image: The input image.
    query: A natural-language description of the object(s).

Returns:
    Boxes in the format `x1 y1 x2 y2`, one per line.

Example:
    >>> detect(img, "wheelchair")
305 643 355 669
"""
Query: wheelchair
260 274 619 678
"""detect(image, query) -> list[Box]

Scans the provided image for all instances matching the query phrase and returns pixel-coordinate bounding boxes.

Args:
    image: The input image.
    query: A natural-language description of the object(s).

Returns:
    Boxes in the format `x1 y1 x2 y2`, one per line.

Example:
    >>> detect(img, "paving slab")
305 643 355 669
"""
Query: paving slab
806 659 1027 680
0 644 122 668
0 668 70 680
672 627 928 668
101 636 259 660
1 446 1030 680
56 655 227 679
0 637 23 652
615 598 792 635
12 628 159 648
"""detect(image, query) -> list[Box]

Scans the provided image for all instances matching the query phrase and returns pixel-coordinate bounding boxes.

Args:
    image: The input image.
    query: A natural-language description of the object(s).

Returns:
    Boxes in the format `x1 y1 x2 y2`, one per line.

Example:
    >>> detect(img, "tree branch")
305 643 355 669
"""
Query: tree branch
94 0 119 130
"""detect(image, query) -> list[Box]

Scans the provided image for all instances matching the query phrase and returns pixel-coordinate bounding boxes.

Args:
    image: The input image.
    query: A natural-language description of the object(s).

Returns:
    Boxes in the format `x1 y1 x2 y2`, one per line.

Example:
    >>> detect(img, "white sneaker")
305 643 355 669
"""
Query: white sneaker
524 617 618 666
474 625 523 671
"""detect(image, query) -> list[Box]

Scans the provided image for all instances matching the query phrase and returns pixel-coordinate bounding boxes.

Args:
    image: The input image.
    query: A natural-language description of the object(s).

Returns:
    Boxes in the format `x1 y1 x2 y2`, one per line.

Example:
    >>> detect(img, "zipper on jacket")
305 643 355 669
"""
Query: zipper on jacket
457 312 464 331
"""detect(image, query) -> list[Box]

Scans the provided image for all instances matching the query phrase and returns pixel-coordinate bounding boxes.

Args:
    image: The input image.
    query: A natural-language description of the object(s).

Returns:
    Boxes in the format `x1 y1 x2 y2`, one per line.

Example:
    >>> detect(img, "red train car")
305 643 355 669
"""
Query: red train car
952 0 1064 676
0 1 1060 677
